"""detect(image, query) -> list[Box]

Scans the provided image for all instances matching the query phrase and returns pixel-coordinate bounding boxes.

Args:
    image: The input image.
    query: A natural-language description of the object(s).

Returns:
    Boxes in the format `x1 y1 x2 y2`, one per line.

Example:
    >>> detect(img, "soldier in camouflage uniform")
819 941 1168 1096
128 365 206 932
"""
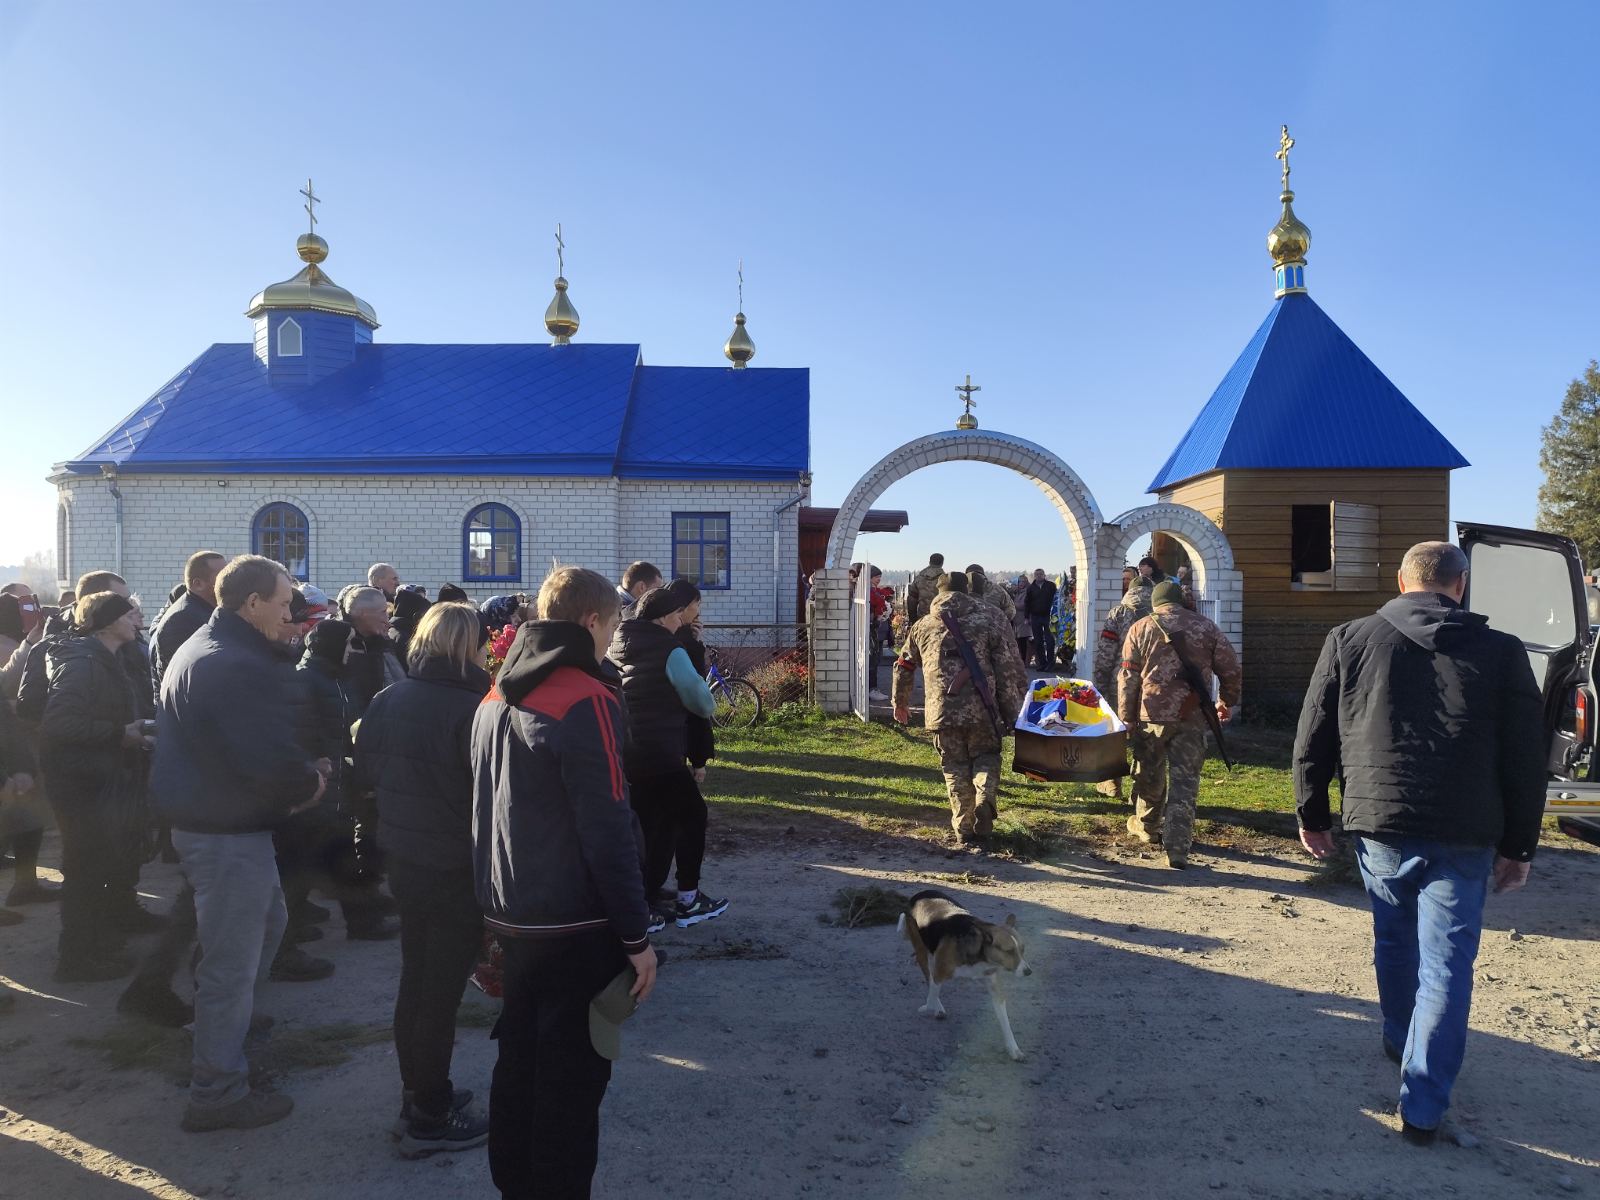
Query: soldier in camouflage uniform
1092 574 1154 797
905 554 947 624
966 565 1017 623
893 572 1028 845
1117 581 1242 868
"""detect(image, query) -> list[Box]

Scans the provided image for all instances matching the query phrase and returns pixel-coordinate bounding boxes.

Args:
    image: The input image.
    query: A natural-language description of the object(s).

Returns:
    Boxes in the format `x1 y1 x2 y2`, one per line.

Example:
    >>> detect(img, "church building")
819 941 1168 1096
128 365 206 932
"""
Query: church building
1148 129 1468 702
49 198 810 623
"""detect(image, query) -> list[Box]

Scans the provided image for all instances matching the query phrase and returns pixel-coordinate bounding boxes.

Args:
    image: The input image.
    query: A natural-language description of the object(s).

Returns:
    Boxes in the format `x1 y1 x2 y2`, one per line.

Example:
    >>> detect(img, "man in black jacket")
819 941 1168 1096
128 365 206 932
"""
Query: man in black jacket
1294 541 1545 1145
473 566 654 1199
150 551 225 693
1023 569 1058 669
153 555 327 1134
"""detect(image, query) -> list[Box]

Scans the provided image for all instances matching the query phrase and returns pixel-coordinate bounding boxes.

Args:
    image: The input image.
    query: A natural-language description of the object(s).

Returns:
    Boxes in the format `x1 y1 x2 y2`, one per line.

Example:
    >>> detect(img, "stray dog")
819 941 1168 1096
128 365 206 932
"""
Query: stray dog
897 889 1031 1061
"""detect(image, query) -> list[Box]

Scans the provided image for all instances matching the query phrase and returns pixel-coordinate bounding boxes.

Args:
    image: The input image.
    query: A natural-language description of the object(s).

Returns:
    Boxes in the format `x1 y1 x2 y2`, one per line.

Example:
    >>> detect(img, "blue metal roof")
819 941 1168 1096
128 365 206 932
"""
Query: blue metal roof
1147 292 1468 492
63 343 810 480
616 366 810 479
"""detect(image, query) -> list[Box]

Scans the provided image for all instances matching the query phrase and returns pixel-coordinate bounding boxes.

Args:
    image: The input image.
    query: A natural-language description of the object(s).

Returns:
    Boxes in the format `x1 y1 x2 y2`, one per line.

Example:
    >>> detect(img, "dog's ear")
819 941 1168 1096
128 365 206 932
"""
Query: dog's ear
1004 913 1017 929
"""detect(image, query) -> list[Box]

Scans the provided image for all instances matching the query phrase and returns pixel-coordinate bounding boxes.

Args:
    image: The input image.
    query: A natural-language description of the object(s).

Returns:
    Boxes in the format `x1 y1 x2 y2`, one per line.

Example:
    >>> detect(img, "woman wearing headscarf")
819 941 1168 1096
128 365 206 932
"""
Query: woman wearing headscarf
355 602 491 1155
39 592 152 981
609 580 726 930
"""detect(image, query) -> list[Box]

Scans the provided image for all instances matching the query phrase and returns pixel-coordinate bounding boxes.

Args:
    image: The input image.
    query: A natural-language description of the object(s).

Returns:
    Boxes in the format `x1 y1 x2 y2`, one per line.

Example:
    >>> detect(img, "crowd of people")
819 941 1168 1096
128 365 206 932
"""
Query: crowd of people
0 551 726 1195
0 536 1557 1184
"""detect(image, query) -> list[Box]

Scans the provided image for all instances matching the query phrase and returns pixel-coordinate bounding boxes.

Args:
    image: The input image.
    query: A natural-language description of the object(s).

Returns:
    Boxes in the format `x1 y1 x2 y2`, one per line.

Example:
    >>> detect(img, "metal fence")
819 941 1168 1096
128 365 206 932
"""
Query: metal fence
701 623 812 710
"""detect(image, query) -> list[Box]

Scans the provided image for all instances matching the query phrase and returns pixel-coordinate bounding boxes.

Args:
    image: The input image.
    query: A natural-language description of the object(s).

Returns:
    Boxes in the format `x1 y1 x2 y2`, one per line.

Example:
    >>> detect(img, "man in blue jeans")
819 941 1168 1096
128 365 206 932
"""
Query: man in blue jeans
153 556 327 1132
1292 541 1545 1144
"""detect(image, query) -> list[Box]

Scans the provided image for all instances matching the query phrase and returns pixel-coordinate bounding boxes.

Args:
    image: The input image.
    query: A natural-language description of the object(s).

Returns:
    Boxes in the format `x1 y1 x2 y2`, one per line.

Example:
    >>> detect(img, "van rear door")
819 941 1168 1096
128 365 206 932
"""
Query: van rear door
1457 522 1600 815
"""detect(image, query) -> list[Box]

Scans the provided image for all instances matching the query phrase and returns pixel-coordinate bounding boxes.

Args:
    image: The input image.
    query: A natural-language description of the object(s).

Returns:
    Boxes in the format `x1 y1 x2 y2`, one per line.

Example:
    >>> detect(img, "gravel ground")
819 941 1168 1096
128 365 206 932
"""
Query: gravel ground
2 824 1598 1200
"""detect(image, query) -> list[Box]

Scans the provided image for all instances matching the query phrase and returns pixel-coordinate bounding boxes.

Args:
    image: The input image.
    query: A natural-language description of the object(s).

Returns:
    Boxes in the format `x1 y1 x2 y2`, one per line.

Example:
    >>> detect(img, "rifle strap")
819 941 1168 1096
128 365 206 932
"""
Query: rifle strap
939 610 1005 740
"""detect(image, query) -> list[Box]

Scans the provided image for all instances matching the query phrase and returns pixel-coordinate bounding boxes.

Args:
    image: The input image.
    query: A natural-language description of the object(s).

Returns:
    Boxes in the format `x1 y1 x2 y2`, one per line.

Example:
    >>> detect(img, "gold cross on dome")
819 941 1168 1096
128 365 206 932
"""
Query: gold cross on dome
300 179 320 235
955 373 981 416
555 223 566 277
1276 125 1295 190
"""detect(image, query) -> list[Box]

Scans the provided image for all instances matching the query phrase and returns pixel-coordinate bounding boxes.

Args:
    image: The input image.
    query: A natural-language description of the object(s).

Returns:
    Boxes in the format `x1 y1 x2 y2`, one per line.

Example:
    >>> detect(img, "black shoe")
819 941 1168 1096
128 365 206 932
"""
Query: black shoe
1401 1119 1437 1147
289 923 324 944
653 887 678 907
55 949 136 983
397 1103 490 1158
346 916 400 941
112 904 170 934
391 1088 473 1139
5 880 62 906
1383 1037 1403 1065
647 910 668 935
118 980 194 1028
674 893 729 928
269 947 335 982
301 900 333 924
181 1088 293 1132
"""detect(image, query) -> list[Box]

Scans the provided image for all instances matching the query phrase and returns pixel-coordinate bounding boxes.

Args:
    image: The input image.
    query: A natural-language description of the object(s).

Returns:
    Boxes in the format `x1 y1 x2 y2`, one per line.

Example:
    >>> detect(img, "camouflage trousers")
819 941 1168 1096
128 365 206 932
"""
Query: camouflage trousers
932 725 1002 839
1128 717 1207 856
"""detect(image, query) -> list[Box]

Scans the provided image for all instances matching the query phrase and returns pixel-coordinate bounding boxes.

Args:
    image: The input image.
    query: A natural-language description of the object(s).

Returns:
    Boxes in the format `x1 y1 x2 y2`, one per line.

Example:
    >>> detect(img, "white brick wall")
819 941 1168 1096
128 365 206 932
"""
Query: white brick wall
55 472 806 622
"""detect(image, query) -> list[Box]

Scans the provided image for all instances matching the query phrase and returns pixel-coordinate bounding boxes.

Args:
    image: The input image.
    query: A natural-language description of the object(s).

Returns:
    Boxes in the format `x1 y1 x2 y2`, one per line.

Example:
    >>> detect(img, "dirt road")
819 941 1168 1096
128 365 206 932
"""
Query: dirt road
2 830 1597 1199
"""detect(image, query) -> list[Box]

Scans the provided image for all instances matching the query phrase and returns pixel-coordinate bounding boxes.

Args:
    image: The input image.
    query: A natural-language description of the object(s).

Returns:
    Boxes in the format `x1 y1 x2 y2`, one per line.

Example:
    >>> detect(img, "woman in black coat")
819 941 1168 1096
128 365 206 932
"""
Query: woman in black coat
354 602 491 1155
39 592 152 981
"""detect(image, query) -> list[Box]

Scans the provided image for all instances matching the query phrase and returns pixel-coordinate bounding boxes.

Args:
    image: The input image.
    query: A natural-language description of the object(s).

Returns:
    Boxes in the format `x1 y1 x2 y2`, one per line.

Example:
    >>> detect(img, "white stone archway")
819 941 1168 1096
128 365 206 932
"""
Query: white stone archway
1095 503 1244 659
814 429 1103 715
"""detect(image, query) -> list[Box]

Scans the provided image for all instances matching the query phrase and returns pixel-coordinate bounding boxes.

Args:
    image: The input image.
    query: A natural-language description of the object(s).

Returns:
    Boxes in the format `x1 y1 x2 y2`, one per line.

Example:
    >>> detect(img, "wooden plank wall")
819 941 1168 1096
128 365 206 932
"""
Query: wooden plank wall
1162 469 1452 702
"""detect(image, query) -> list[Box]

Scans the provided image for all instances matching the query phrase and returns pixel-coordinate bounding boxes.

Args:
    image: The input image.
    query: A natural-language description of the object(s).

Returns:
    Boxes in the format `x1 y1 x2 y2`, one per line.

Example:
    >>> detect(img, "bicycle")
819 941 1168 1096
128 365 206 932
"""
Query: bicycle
705 648 763 728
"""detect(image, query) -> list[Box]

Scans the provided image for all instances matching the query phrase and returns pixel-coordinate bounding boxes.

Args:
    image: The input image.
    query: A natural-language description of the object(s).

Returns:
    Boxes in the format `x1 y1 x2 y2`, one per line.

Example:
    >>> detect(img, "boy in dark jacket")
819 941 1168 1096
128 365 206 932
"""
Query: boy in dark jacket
1294 541 1546 1144
472 567 655 1199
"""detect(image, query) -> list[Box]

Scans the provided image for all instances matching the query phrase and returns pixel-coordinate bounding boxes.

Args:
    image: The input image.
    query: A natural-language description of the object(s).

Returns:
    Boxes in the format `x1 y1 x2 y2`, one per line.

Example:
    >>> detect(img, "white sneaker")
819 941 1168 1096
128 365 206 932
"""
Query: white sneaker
868 690 888 701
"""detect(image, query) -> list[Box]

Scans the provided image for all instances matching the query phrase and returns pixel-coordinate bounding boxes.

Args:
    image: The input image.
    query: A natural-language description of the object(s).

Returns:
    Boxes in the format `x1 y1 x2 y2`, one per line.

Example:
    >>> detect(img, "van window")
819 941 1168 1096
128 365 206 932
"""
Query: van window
1467 541 1576 649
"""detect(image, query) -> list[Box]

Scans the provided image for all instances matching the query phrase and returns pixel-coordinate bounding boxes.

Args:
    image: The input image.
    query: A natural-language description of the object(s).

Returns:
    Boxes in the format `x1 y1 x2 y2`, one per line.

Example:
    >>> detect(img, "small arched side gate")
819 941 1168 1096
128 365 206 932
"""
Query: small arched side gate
814 432 1242 717
1095 503 1244 655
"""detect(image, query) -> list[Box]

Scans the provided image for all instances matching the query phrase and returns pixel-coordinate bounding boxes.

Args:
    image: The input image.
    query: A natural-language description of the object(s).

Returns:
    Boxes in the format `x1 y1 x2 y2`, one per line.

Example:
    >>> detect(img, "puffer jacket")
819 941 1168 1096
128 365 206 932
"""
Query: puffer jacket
151 591 215 693
39 634 139 797
356 657 490 869
17 616 151 724
677 627 715 770
1294 591 1547 861
472 621 649 951
611 619 689 776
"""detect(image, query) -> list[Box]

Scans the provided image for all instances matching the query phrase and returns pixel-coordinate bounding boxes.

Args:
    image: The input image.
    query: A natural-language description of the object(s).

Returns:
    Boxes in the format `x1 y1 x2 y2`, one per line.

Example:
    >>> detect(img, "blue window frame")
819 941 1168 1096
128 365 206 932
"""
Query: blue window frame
672 512 731 590
252 503 310 581
464 503 521 582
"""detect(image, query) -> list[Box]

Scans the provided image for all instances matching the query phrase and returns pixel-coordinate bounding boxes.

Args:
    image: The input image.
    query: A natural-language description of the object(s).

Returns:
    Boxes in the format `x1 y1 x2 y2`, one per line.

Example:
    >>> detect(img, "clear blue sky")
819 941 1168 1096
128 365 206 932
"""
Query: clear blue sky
2 2 1596 574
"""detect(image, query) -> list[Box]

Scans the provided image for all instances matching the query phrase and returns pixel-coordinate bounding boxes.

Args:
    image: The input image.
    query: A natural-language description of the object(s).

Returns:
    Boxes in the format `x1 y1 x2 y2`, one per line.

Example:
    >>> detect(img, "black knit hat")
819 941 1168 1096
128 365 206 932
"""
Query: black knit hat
636 585 683 621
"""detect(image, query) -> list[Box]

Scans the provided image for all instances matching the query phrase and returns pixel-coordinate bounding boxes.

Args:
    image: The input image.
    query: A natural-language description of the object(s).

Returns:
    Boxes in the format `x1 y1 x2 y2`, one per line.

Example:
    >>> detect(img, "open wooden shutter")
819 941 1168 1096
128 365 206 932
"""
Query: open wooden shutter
1332 501 1381 591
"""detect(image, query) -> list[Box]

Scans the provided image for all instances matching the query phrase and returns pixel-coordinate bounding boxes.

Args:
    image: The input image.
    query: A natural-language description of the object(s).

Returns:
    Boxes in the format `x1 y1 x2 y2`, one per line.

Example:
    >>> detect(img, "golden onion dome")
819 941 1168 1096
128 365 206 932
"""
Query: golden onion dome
246 232 378 328
724 312 755 367
1267 189 1312 266
545 276 580 344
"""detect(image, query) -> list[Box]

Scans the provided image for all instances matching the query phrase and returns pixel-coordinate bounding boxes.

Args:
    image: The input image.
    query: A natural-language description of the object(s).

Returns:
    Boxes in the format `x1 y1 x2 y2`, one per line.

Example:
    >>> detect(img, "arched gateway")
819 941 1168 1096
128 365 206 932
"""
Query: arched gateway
813 429 1242 715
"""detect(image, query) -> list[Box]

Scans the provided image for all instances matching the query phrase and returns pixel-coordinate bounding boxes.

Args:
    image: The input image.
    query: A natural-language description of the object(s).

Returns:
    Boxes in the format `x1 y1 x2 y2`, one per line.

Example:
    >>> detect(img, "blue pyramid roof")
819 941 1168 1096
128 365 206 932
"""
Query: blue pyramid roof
1147 292 1468 492
61 342 809 481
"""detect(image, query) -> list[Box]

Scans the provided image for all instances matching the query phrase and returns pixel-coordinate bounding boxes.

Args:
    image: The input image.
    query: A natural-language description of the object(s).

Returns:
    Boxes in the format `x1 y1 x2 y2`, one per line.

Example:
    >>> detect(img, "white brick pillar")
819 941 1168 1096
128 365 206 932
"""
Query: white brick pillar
812 567 853 713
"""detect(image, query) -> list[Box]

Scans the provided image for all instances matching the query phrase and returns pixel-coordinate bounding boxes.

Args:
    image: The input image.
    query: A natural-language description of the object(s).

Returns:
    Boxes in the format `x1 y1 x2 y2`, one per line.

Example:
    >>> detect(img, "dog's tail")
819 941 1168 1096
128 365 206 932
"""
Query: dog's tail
896 911 908 939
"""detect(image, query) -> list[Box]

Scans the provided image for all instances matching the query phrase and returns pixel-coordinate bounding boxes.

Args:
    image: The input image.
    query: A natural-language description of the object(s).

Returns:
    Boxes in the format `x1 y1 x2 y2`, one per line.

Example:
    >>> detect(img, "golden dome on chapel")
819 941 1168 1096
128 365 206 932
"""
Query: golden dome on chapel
246 231 379 328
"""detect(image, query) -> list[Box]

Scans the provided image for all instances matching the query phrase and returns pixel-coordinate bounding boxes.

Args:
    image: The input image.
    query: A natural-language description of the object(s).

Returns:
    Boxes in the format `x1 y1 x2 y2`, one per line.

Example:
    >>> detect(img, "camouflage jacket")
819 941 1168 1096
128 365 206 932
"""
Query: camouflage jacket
974 578 1016 622
1092 577 1153 696
1117 602 1242 725
905 565 946 622
893 592 1028 733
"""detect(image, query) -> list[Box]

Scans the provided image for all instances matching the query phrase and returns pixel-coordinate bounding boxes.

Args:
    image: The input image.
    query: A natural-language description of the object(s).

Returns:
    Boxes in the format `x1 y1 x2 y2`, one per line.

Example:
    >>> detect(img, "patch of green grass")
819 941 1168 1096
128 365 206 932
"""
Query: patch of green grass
707 717 1301 859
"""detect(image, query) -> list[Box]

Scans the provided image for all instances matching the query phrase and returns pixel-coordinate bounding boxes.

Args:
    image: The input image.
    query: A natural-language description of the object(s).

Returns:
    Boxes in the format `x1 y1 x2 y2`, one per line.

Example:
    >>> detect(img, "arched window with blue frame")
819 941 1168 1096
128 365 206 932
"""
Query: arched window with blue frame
464 503 521 583
252 502 310 581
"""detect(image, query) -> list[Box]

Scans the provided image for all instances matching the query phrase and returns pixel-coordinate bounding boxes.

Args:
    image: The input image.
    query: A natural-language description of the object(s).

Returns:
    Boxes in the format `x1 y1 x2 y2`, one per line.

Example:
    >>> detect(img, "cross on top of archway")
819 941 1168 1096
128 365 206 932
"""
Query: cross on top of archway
955 373 980 429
